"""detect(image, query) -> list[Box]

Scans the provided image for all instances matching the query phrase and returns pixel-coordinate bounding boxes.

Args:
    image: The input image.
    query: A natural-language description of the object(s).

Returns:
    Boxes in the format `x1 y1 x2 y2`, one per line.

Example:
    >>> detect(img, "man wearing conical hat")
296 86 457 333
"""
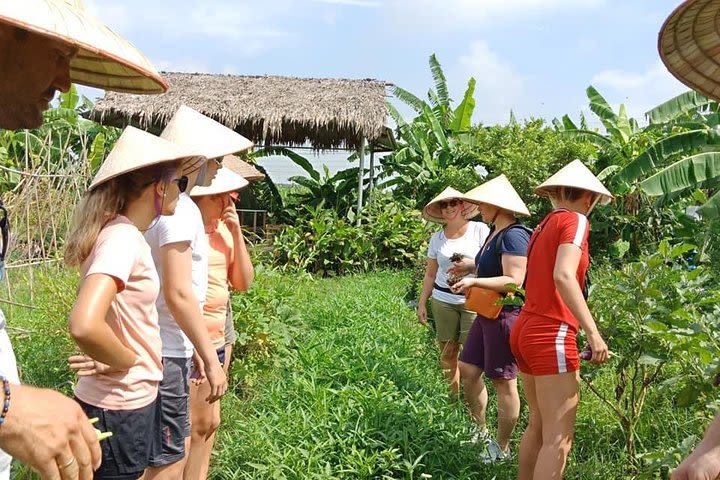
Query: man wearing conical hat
658 2 720 478
143 105 253 479
0 1 167 478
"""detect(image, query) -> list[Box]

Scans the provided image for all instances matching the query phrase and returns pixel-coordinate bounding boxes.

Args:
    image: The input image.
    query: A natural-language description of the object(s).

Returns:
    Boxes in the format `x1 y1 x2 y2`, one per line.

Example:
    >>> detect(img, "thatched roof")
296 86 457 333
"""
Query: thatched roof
89 72 389 151
223 155 265 182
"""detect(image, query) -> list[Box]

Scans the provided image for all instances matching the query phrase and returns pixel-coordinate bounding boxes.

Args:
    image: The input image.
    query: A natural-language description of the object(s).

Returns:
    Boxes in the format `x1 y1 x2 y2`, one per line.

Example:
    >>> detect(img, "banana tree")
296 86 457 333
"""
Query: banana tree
380 53 479 206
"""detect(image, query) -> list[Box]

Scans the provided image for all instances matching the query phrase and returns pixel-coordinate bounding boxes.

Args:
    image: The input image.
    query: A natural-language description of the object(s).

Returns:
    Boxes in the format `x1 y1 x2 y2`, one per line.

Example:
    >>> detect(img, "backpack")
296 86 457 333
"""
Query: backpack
491 223 533 267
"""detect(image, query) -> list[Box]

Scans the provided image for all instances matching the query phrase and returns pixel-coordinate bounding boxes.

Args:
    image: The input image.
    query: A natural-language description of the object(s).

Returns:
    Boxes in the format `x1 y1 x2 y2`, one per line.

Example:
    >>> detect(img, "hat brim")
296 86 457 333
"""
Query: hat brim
190 168 250 197
0 2 167 94
658 0 720 102
423 200 478 224
534 185 613 205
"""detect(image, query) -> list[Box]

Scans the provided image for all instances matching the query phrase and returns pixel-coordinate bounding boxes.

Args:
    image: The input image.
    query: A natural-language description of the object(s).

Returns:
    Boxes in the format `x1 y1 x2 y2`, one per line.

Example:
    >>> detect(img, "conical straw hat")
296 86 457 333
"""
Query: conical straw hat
423 187 478 224
190 167 249 197
535 160 613 204
0 0 167 94
89 126 204 190
223 155 265 182
658 0 720 102
462 175 530 217
161 105 255 161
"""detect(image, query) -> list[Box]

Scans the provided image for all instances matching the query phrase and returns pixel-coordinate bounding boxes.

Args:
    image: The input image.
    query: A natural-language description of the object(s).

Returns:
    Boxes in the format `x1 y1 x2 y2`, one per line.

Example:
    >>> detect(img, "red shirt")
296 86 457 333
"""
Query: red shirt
522 210 590 330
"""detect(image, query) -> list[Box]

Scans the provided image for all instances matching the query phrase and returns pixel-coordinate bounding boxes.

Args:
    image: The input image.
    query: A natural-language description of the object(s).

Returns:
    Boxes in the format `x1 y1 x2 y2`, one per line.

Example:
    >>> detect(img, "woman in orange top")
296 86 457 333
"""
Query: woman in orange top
186 168 254 480
510 160 612 480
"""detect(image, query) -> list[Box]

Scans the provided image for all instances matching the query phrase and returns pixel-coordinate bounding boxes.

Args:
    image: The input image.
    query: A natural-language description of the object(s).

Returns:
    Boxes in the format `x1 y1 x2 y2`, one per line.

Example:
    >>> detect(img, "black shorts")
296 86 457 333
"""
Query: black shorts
76 398 160 480
148 356 192 467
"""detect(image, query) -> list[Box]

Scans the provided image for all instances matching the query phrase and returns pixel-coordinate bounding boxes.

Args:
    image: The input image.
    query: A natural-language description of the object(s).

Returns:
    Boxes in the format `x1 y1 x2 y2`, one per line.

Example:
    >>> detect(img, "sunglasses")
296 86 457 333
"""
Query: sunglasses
437 199 461 209
172 176 189 193
213 157 223 167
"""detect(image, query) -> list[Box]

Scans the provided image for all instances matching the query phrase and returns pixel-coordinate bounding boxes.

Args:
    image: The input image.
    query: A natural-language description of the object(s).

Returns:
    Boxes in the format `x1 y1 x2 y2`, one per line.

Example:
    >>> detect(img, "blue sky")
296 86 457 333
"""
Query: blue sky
83 0 689 181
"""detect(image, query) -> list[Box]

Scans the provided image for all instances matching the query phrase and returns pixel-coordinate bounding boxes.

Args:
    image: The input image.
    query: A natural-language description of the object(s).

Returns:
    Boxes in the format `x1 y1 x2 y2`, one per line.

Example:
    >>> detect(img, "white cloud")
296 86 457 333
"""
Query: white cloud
590 61 689 122
386 0 606 30
453 41 525 125
86 0 294 56
314 0 381 6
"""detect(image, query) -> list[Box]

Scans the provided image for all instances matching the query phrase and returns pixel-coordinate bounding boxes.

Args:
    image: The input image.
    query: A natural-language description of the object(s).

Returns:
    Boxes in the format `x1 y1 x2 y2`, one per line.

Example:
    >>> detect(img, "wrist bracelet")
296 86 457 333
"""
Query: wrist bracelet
0 376 10 426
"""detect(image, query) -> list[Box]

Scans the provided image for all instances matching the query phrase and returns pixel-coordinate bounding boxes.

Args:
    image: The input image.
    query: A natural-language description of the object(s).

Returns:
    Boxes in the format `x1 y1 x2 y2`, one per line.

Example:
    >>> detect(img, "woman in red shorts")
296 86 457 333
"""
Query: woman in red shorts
510 160 612 480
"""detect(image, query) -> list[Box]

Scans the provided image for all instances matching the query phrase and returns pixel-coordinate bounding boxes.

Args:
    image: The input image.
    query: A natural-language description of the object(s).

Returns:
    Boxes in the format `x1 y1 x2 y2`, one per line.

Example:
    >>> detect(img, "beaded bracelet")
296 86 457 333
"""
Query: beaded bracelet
0 376 9 426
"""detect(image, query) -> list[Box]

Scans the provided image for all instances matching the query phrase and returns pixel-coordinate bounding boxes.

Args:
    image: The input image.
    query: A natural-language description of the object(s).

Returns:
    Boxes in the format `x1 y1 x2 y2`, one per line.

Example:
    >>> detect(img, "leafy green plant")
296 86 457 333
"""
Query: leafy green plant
588 241 720 472
263 194 431 276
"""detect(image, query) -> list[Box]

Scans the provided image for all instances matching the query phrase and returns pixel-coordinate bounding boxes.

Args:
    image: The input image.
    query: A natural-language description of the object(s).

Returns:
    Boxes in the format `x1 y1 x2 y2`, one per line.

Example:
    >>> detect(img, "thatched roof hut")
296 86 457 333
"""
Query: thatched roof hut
89 72 390 151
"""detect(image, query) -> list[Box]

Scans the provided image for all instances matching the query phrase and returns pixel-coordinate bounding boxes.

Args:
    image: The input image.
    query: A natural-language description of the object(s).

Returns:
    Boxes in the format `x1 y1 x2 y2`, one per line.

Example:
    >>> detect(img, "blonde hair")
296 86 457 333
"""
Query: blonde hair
65 161 180 267
546 186 598 208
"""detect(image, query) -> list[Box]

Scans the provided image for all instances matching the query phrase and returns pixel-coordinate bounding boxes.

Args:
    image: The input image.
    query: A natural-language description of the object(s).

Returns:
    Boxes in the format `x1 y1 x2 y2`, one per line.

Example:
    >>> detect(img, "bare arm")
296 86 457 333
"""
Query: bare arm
223 196 254 291
451 255 526 294
69 274 136 370
161 241 227 402
227 232 254 292
417 259 439 325
671 412 720 479
553 243 608 364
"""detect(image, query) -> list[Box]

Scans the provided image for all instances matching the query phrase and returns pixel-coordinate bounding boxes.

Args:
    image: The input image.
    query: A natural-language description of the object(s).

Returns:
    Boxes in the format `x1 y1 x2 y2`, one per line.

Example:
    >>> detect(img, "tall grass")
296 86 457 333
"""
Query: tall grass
5 266 704 479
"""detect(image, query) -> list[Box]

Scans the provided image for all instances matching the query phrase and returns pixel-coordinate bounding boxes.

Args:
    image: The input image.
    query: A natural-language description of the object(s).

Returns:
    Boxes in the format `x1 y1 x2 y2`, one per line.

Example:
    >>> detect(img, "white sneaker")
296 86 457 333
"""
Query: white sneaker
479 440 510 464
469 427 491 445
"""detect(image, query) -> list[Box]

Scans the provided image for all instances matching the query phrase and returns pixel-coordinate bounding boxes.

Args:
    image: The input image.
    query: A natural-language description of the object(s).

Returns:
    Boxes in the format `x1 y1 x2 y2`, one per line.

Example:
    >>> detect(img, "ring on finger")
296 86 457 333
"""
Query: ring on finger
59 457 76 469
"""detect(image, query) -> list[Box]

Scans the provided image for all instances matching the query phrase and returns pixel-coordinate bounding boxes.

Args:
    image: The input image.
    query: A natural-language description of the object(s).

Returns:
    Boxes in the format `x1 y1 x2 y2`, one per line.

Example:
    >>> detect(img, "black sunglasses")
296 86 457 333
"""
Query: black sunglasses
437 199 461 209
172 176 189 193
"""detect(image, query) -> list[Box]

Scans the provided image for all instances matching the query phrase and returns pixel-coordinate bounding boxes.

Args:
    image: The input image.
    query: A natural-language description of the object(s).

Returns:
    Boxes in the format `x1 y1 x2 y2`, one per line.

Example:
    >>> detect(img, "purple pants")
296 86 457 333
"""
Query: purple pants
459 307 520 380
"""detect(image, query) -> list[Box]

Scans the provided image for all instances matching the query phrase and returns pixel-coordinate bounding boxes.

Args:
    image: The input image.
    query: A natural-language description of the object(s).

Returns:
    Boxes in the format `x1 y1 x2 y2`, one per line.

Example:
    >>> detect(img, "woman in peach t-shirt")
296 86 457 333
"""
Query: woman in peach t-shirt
186 167 254 479
64 127 205 480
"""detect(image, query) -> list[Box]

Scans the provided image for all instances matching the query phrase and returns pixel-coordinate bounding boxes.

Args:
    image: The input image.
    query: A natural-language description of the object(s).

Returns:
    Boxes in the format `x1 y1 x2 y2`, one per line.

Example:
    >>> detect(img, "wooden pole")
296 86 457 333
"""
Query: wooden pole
368 149 375 201
356 138 365 226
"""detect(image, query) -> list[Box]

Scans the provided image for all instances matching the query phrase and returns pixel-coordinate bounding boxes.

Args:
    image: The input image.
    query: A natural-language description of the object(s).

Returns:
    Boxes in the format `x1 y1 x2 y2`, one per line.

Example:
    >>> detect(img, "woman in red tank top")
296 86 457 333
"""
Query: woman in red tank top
510 160 612 480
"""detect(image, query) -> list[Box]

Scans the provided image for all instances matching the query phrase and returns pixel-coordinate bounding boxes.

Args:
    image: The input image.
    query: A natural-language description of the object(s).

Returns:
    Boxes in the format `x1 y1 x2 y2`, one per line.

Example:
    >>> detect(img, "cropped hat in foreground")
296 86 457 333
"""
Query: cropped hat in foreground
90 126 204 189
535 160 613 204
658 0 720 101
190 167 249 197
423 187 478 224
463 175 530 217
0 0 167 93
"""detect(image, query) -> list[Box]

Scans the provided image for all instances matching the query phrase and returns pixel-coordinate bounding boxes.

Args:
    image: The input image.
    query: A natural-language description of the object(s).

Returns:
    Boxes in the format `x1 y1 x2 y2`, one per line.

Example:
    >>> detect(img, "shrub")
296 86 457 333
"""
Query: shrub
588 241 720 473
263 194 432 276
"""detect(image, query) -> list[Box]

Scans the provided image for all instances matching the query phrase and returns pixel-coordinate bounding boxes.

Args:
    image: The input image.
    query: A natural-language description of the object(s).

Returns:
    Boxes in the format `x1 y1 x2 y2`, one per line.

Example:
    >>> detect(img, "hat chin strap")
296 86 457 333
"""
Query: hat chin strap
586 194 601 216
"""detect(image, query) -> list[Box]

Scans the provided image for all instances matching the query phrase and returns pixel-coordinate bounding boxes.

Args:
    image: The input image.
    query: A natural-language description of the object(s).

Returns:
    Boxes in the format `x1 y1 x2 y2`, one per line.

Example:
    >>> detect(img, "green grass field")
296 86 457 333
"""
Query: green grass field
5 266 701 479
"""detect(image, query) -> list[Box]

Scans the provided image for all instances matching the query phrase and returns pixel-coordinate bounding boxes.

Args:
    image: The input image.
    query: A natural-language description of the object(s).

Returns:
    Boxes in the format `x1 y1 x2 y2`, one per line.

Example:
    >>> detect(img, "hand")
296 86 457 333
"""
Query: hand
204 358 228 403
417 303 428 325
587 333 609 365
191 351 207 386
68 355 125 376
670 446 720 480
0 384 101 479
448 257 475 276
221 196 241 234
450 278 475 294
